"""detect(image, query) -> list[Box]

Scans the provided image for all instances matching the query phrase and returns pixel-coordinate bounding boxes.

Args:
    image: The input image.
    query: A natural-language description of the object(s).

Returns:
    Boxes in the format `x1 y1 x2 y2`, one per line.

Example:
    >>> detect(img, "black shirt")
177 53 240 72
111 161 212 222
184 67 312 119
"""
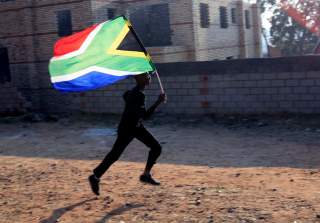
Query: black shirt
118 86 156 132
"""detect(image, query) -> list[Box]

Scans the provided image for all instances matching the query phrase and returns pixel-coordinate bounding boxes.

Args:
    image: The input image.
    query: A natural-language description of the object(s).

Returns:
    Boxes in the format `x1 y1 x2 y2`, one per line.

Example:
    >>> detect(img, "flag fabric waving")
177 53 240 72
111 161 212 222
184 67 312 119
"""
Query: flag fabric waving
49 16 155 92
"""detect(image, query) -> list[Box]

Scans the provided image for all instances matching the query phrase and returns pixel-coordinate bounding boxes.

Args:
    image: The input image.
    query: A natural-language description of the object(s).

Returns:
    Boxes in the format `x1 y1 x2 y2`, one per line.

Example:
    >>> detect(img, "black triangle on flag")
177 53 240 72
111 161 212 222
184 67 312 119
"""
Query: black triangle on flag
117 29 146 52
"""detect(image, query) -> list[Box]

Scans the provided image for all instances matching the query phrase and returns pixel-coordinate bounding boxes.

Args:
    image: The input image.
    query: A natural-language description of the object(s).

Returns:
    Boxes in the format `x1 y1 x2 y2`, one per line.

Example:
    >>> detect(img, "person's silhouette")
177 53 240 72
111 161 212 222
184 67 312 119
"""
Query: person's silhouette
89 73 167 195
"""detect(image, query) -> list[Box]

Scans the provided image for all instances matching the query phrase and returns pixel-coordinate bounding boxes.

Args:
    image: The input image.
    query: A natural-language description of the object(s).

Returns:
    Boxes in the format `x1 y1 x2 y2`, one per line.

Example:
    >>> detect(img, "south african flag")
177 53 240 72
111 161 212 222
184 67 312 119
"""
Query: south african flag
49 16 155 92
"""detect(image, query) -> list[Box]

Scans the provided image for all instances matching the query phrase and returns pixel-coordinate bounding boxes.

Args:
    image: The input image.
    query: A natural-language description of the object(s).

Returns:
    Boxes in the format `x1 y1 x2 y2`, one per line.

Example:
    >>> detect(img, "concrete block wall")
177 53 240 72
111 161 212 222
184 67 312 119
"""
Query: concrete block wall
154 56 320 114
36 56 320 115
36 77 136 114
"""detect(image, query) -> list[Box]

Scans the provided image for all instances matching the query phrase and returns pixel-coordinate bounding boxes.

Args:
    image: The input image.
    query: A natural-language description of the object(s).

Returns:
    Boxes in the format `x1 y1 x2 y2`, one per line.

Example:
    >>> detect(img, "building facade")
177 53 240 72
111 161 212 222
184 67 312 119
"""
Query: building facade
90 0 262 62
0 0 262 113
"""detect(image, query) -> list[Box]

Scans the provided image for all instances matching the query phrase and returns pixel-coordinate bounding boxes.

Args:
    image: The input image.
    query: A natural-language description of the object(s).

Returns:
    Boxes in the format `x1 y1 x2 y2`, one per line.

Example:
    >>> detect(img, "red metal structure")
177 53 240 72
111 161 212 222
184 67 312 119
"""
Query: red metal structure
280 0 320 53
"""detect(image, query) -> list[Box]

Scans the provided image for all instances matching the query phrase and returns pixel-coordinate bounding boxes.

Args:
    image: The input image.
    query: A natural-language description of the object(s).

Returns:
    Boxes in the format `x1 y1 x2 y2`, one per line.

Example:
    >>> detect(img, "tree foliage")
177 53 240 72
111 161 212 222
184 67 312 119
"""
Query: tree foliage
259 0 319 56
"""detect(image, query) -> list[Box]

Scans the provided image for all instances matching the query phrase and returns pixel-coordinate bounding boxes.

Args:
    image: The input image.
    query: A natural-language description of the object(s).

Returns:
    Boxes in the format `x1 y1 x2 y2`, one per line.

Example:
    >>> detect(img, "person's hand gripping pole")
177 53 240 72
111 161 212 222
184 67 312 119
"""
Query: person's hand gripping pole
155 70 167 104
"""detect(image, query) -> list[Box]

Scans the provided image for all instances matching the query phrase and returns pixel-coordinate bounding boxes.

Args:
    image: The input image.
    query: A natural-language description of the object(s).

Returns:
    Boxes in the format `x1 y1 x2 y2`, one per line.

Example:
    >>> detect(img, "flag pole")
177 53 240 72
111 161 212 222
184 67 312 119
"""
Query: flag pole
155 69 167 104
123 16 166 94
155 70 164 94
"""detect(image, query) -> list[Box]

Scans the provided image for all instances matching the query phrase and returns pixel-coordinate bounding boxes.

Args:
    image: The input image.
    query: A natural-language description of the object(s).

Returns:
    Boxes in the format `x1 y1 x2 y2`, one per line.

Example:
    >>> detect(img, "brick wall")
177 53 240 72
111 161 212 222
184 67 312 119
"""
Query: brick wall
34 55 320 115
193 0 239 60
90 0 262 62
0 83 28 115
0 0 92 112
91 0 123 23
124 0 196 63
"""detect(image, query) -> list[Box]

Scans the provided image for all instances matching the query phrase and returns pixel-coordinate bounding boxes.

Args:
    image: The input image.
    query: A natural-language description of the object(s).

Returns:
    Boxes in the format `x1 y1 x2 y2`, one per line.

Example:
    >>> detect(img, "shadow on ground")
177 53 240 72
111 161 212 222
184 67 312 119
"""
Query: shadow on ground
40 198 97 223
39 196 143 223
96 203 144 223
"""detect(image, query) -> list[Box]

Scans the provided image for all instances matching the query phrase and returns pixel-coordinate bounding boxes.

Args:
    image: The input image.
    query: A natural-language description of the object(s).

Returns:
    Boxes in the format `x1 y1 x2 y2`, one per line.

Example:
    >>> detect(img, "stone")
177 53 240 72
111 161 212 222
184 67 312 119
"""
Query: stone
227 207 236 213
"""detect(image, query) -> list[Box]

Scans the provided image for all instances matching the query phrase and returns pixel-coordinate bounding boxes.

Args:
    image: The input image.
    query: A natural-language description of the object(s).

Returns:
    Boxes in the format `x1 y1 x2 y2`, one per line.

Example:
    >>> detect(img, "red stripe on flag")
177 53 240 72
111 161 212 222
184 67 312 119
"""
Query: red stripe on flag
53 24 98 57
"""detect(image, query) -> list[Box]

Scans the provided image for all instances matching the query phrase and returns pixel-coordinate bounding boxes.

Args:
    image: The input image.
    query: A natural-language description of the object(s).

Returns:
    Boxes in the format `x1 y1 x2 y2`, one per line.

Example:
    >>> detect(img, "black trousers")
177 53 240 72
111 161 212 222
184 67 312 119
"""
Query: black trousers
93 125 162 178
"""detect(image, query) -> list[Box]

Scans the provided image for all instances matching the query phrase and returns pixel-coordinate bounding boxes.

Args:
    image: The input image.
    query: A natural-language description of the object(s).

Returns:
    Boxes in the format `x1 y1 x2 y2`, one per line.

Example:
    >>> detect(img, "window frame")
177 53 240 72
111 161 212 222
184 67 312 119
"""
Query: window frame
200 3 210 28
57 10 73 37
0 47 11 84
231 8 236 24
219 6 229 29
129 3 172 47
245 10 251 29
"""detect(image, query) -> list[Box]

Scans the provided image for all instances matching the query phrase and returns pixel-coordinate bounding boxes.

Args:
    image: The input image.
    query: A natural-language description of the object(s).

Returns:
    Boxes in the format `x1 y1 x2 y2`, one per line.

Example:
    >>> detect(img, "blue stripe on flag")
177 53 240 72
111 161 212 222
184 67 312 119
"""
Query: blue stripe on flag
53 71 129 92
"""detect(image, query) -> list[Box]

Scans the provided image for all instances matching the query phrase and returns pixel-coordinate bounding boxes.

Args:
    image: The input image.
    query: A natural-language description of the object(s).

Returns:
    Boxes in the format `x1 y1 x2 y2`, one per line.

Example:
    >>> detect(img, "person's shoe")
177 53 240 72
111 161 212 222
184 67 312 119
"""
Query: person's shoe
88 174 100 195
139 174 160 185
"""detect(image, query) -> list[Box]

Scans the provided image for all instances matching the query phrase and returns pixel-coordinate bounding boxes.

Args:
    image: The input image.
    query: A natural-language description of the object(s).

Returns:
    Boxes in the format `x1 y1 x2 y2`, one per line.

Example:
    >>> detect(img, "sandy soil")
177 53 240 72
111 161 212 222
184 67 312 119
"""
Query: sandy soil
0 114 320 223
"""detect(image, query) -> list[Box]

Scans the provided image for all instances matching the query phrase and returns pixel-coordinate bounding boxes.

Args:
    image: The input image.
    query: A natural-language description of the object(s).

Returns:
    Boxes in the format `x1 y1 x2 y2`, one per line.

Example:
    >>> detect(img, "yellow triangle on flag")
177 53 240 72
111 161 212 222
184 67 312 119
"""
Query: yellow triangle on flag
107 22 148 58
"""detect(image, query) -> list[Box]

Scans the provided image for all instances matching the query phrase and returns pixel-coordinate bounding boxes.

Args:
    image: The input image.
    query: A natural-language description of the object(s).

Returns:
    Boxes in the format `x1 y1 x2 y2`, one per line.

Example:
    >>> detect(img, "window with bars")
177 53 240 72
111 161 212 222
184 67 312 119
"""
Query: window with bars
57 10 72 37
0 48 11 83
245 10 251 29
130 4 172 47
200 3 210 28
219 6 228 28
231 8 236 24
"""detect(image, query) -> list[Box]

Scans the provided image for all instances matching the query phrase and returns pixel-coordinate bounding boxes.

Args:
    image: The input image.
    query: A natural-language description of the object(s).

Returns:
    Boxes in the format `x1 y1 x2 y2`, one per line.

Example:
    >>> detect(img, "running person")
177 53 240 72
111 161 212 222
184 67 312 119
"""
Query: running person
89 72 166 195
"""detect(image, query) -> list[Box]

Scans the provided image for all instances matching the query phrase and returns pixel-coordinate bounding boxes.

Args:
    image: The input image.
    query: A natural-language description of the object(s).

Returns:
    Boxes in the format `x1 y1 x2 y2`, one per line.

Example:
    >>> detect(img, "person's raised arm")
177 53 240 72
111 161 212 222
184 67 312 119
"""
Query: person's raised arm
143 93 166 120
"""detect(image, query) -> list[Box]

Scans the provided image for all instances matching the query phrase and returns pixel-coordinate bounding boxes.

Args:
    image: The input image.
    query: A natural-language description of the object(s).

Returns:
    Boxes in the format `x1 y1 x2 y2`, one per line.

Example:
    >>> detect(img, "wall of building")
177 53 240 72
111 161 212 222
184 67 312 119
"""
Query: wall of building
193 0 240 61
243 1 257 58
122 0 195 63
0 0 93 112
33 56 320 115
148 46 195 63
193 0 261 61
0 83 28 115
251 3 262 58
91 0 124 23
77 0 196 63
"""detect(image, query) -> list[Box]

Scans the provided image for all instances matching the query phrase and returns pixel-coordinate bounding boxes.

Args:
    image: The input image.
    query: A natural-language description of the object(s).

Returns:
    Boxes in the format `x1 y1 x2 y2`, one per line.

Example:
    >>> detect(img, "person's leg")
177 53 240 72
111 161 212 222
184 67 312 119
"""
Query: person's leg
89 132 134 195
93 133 134 178
135 126 162 184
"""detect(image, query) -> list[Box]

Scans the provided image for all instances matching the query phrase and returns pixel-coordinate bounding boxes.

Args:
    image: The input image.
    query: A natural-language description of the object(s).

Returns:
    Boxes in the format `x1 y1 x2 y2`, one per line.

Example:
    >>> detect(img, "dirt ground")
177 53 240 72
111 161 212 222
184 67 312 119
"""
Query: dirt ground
0 114 320 223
